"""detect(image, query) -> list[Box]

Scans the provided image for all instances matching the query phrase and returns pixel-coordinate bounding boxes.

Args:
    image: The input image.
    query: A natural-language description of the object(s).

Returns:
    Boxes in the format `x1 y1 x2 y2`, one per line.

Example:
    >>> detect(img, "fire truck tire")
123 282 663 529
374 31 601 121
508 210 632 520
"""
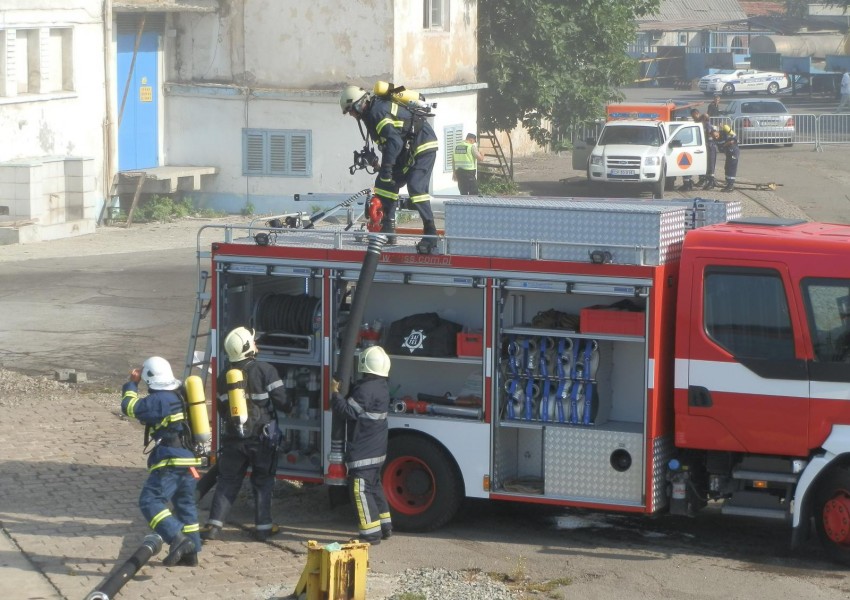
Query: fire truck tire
652 165 666 199
383 435 463 532
813 467 850 566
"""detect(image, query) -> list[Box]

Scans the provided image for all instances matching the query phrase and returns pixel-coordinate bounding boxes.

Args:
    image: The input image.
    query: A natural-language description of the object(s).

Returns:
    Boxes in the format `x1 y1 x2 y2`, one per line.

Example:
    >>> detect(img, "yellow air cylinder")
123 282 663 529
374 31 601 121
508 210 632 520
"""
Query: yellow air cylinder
226 369 248 437
184 375 212 444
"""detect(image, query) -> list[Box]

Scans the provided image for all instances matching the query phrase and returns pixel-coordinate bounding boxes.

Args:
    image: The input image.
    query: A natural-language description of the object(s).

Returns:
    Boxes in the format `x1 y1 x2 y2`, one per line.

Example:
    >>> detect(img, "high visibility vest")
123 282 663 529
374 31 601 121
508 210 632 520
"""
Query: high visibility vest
452 141 476 171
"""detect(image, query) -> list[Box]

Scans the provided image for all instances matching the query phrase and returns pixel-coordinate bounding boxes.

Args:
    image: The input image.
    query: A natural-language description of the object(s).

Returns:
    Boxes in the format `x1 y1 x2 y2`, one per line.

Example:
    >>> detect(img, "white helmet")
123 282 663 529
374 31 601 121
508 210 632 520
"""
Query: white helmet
224 326 256 362
340 85 369 115
358 346 391 377
141 356 181 391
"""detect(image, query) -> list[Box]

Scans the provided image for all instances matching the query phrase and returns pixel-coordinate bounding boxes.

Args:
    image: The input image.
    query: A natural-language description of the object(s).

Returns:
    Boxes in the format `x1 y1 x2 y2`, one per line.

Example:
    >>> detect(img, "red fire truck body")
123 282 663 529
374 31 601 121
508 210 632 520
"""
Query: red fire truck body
200 197 850 565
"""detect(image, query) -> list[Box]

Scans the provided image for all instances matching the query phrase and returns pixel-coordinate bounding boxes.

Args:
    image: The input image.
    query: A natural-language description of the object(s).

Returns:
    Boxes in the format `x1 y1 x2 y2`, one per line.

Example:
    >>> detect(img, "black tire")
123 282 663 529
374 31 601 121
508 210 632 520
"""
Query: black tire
722 83 734 96
813 467 850 566
652 164 666 199
383 435 464 532
767 81 780 95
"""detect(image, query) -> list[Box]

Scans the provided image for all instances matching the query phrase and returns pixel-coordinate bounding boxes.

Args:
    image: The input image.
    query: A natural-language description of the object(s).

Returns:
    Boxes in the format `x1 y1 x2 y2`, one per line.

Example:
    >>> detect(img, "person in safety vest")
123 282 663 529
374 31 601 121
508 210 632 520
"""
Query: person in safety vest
717 124 739 192
331 346 393 544
121 356 202 567
340 85 439 254
452 133 485 195
200 326 292 542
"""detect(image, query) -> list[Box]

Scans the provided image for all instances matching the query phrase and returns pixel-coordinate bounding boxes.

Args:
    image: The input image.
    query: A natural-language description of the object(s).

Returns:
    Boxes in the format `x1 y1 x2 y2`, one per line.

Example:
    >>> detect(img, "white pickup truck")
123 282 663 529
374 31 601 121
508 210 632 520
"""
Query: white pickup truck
572 120 708 199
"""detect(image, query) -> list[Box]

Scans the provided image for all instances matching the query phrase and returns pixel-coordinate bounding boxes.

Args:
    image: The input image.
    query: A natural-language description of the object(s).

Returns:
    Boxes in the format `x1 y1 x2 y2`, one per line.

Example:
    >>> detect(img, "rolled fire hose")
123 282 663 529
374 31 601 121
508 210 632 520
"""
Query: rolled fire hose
84 534 163 600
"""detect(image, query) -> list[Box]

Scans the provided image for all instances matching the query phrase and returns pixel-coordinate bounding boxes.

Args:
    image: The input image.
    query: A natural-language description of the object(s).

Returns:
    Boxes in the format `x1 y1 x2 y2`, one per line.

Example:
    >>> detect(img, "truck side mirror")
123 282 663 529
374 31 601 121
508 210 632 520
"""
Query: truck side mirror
669 140 683 148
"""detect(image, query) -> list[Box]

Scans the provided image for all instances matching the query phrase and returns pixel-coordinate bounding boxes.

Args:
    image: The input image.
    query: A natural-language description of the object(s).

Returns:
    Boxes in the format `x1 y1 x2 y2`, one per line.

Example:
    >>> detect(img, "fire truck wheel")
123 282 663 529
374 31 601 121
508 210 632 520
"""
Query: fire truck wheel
383 435 463 532
813 467 850 566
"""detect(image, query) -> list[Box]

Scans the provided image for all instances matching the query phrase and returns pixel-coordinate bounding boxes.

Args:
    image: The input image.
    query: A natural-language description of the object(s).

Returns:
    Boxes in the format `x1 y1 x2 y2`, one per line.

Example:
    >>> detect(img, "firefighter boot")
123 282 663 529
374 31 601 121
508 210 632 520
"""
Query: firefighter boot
679 178 694 192
702 176 716 190
200 524 220 541
416 220 438 254
722 179 735 192
381 218 397 245
163 532 196 566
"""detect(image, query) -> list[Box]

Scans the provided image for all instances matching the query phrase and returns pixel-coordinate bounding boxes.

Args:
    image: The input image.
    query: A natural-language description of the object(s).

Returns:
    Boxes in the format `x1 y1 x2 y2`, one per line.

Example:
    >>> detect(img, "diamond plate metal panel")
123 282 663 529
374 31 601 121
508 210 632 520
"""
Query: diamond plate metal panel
650 435 674 513
544 424 644 504
444 197 686 266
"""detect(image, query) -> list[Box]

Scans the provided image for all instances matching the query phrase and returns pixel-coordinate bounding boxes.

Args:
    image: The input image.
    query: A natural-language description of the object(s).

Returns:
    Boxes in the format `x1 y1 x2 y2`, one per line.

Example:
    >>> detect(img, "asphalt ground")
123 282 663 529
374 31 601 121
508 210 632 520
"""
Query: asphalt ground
2 87 850 599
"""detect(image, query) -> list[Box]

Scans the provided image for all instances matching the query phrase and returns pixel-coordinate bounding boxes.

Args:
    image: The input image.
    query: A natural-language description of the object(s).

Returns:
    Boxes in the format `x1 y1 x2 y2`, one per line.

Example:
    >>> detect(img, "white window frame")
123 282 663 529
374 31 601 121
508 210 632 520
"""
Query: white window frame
424 0 449 31
444 124 463 172
243 128 312 177
0 26 74 98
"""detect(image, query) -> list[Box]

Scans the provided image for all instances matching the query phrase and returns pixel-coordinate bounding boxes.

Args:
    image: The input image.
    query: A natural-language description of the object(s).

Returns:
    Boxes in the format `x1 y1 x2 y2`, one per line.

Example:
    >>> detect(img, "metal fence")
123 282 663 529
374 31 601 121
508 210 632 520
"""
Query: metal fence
568 113 850 151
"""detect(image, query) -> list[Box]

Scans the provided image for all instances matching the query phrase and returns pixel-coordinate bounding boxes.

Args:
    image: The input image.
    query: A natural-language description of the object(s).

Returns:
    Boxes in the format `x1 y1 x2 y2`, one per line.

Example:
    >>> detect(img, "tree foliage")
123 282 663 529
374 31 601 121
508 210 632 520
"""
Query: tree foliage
478 0 660 146
786 0 850 18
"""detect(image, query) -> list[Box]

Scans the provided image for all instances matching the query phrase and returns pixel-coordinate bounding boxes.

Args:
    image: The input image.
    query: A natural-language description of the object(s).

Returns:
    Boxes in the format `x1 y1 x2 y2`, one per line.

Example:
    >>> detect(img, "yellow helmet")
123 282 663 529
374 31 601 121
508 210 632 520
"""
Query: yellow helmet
224 326 256 362
358 346 391 377
721 124 732 134
339 85 369 115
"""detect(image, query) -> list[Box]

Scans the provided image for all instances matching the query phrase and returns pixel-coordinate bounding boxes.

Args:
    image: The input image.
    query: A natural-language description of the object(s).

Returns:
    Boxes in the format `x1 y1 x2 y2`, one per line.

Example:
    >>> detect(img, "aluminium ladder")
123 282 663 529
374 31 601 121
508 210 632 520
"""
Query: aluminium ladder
183 269 213 384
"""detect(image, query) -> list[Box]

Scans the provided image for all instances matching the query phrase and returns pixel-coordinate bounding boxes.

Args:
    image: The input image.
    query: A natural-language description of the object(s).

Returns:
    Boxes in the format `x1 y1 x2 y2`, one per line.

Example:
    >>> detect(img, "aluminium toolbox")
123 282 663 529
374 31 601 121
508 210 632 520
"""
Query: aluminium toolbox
444 197 688 266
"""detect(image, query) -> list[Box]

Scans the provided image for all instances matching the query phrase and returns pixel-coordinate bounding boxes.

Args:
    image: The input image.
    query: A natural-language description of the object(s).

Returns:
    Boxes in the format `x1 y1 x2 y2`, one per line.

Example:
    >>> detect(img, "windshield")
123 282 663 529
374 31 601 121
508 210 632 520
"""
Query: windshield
739 102 787 114
598 125 662 146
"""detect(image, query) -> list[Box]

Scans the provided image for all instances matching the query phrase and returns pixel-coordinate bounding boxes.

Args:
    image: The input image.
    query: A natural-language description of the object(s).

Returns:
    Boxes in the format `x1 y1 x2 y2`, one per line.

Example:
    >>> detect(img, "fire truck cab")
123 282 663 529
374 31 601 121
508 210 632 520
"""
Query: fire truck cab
201 197 850 565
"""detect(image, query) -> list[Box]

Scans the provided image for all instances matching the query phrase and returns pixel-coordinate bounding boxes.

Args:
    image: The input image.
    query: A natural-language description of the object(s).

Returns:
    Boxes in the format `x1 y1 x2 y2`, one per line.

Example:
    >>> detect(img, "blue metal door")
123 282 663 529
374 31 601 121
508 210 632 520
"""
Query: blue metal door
117 28 159 170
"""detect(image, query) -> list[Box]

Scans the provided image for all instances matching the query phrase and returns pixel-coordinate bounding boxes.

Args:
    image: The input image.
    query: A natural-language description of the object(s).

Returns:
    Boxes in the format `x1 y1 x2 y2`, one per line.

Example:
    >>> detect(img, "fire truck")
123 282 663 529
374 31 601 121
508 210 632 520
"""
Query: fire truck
196 195 850 565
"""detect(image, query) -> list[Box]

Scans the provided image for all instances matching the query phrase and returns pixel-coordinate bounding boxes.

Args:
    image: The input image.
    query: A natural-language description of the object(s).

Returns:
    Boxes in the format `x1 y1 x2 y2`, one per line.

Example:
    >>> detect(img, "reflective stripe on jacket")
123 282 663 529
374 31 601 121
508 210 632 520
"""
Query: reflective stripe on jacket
331 375 389 471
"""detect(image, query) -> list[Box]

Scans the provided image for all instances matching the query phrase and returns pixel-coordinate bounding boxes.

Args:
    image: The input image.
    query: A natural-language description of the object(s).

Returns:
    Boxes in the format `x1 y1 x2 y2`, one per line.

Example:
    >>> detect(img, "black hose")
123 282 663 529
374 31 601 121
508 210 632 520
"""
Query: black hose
85 534 163 600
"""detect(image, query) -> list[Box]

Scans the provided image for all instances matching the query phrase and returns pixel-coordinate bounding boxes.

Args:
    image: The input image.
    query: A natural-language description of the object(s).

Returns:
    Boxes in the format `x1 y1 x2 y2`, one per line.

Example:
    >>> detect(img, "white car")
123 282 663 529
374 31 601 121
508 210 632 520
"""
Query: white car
699 69 789 97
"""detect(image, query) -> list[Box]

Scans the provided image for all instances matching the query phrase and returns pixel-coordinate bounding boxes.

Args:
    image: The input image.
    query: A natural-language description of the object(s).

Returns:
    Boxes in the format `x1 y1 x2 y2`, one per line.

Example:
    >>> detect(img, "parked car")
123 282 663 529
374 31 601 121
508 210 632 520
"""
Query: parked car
699 69 789 96
717 98 795 146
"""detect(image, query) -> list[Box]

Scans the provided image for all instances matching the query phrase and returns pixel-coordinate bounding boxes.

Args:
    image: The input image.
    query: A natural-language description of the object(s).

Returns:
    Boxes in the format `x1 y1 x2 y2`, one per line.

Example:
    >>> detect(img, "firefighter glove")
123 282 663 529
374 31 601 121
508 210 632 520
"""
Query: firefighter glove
331 379 340 393
379 164 394 182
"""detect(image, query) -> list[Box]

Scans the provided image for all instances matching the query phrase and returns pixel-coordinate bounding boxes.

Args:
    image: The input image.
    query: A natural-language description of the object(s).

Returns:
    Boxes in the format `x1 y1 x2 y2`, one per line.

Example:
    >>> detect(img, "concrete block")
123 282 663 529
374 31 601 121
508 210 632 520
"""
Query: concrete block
69 371 87 383
55 369 74 381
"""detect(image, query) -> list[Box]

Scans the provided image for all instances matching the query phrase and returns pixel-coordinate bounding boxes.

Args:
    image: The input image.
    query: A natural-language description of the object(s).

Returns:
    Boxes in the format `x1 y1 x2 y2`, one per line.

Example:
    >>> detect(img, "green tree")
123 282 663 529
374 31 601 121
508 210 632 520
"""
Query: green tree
478 0 660 147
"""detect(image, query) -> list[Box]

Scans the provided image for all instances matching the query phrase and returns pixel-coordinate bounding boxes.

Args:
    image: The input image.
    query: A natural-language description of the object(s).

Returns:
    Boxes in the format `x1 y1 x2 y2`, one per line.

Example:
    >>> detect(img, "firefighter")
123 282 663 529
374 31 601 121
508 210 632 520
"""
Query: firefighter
718 124 739 192
701 117 719 190
452 133 485 195
121 356 202 567
340 85 439 254
331 346 393 544
200 326 292 542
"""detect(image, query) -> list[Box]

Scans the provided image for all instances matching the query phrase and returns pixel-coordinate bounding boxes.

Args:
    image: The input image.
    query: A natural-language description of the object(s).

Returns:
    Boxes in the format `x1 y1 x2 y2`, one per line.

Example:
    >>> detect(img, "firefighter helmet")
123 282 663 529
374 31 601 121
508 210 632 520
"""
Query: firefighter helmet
224 326 256 362
721 124 733 134
340 85 369 115
141 356 181 391
358 345 391 377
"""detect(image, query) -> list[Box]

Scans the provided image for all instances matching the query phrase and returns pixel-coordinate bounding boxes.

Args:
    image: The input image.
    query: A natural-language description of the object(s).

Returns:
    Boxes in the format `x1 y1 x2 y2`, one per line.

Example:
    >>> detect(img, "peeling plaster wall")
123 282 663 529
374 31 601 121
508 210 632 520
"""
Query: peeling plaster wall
395 0 477 86
164 0 481 211
0 3 105 222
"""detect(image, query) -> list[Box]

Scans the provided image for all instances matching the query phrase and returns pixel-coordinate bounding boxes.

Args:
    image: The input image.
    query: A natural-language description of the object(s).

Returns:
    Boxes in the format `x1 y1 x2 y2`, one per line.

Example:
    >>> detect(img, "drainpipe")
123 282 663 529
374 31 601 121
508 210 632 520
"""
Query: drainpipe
101 0 115 224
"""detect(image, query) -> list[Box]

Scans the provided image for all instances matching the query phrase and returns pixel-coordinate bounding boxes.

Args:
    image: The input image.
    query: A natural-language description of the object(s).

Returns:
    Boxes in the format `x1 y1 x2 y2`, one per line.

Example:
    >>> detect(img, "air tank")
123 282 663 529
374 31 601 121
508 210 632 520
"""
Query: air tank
750 34 850 59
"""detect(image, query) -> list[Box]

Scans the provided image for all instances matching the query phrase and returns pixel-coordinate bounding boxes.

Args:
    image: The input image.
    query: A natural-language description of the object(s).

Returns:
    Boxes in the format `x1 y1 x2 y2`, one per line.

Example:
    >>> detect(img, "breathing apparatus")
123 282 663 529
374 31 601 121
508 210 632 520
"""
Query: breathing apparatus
225 369 249 438
183 375 212 453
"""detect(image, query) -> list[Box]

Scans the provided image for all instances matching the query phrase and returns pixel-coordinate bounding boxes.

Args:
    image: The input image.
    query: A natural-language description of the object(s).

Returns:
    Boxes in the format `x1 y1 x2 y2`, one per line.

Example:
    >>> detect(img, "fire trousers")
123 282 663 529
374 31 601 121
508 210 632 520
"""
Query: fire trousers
139 466 201 551
206 441 277 532
349 466 392 539
455 169 480 195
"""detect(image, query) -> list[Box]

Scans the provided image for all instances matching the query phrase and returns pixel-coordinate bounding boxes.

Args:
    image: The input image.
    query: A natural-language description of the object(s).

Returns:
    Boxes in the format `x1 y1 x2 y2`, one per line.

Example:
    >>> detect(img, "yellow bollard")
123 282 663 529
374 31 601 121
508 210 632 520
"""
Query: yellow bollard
294 539 369 600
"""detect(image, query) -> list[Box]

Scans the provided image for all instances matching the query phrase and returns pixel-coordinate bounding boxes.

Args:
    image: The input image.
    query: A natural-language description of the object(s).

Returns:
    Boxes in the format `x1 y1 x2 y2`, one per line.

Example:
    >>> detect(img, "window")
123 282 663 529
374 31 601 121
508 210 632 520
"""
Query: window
243 129 311 177
0 26 73 97
444 124 463 172
672 124 702 147
802 278 850 362
424 0 449 30
704 267 795 360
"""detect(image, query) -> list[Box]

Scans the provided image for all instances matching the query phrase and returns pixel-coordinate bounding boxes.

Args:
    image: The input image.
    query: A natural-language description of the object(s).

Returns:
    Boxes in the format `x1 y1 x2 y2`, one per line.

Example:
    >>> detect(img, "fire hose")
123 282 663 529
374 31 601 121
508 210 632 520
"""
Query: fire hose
84 534 162 600
328 233 388 485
